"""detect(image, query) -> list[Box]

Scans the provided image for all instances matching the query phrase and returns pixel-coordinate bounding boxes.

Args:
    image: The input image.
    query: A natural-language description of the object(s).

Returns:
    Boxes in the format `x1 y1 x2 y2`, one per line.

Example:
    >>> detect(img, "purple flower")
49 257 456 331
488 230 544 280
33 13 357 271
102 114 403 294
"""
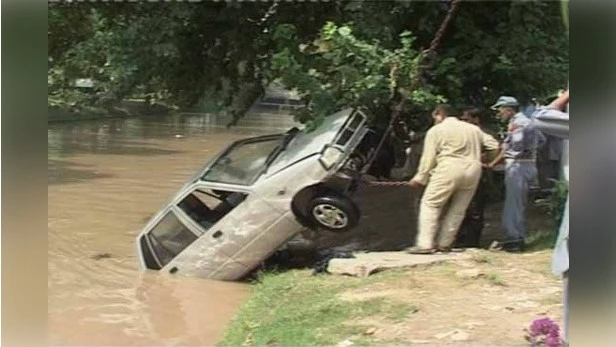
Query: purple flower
548 329 560 338
530 318 555 336
545 334 562 347
527 317 561 346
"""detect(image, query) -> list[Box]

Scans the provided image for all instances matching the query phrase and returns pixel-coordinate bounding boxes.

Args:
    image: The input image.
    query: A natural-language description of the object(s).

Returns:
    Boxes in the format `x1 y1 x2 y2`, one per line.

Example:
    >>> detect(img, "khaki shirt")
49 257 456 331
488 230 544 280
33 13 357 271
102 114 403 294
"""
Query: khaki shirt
412 117 500 185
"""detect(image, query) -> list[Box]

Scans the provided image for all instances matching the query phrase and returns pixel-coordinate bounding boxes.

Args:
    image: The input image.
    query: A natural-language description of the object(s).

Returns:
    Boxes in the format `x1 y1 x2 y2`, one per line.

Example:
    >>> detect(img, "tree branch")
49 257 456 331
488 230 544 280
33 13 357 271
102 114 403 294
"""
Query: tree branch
363 0 464 175
425 0 464 57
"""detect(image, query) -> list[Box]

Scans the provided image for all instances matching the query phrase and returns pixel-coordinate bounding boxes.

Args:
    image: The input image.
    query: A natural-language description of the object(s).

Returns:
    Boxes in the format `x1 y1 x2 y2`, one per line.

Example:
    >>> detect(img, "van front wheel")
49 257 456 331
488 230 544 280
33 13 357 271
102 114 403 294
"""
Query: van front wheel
307 195 359 232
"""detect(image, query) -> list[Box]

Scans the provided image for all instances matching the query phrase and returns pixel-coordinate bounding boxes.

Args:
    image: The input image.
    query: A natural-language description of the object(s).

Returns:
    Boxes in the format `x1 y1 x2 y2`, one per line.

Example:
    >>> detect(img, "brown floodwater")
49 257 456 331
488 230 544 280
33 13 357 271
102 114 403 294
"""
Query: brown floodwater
48 110 299 346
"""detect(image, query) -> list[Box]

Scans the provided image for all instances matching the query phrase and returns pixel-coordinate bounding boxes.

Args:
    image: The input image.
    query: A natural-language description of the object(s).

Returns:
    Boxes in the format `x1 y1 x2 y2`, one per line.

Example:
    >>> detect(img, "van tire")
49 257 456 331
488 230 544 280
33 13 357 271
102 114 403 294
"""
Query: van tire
307 195 359 232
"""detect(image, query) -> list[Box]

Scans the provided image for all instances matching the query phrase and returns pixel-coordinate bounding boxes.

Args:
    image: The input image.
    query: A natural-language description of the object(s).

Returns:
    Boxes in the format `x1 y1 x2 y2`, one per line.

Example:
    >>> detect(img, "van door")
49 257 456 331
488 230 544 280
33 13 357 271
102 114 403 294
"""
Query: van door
160 187 251 278
154 185 286 280
139 186 248 276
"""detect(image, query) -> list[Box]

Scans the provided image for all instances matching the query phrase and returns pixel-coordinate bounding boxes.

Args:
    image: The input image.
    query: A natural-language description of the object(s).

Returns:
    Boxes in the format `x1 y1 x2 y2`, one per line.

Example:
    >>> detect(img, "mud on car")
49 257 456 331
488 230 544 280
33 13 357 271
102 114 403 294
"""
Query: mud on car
136 107 384 280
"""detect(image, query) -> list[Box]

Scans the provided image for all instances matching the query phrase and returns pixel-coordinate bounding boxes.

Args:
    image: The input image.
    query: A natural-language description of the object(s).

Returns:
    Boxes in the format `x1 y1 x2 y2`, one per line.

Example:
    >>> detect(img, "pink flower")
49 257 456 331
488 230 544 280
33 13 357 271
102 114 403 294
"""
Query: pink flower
527 317 561 346
545 334 561 347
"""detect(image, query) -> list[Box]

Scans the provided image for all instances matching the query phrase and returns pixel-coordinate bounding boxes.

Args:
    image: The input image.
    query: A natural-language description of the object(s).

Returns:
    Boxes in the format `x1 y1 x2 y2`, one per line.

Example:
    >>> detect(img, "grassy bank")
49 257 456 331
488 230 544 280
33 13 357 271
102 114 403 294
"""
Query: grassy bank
219 268 417 346
219 241 562 346
48 105 130 122
48 100 174 123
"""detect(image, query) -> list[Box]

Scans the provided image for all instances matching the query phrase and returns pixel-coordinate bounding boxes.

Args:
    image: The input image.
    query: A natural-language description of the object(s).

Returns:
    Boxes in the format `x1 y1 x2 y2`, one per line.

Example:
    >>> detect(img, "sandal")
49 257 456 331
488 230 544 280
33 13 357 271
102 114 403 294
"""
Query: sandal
436 246 466 253
404 246 437 255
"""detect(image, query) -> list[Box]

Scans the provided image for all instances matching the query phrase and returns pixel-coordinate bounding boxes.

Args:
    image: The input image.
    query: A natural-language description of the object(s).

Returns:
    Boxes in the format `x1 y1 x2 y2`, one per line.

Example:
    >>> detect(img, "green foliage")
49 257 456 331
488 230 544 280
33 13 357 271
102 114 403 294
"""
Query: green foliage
270 22 444 128
428 1 569 107
535 179 569 225
561 0 569 33
48 1 569 126
49 2 280 111
526 228 559 252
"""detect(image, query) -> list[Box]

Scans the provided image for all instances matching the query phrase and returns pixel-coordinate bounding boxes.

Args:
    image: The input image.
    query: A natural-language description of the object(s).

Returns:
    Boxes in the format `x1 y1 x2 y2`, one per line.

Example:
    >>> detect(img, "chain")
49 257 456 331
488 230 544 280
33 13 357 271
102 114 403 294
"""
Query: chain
359 176 411 187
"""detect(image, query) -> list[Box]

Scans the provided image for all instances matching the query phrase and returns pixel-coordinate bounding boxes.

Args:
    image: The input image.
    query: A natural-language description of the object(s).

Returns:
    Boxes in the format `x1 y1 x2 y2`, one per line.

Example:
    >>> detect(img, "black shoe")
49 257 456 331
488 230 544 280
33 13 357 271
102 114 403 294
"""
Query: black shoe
502 240 525 253
489 240 524 253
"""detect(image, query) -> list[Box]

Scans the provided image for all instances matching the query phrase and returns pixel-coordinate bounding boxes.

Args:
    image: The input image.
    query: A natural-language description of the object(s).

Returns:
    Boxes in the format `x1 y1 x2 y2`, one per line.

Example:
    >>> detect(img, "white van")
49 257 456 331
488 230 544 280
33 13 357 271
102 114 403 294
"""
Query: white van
136 108 374 280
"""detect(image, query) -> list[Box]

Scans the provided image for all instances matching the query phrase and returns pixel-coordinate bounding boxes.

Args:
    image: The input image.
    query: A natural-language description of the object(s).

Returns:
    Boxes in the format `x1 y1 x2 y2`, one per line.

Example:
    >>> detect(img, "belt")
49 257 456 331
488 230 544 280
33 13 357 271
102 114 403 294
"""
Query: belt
505 158 536 163
505 150 537 163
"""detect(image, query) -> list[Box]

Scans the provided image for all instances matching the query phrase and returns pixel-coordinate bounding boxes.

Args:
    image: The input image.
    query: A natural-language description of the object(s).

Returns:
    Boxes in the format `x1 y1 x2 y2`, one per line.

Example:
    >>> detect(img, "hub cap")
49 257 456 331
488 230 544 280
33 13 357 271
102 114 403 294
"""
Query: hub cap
312 204 348 229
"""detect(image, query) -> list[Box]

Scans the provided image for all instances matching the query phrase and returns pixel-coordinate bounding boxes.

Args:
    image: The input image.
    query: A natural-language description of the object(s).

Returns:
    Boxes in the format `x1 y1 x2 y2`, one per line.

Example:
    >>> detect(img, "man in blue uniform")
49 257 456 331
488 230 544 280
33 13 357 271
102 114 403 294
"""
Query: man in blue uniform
486 96 546 252
531 89 569 345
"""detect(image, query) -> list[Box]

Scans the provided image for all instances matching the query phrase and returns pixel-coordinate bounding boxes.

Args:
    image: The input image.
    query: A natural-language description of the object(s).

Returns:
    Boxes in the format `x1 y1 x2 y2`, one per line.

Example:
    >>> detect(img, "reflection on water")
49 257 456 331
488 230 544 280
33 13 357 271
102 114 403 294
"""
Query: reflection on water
48 110 298 346
48 111 297 160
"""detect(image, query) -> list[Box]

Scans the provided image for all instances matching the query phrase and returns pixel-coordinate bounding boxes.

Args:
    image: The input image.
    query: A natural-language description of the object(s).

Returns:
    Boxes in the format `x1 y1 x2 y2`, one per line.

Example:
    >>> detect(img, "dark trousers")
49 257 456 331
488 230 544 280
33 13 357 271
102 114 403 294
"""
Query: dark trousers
455 170 487 248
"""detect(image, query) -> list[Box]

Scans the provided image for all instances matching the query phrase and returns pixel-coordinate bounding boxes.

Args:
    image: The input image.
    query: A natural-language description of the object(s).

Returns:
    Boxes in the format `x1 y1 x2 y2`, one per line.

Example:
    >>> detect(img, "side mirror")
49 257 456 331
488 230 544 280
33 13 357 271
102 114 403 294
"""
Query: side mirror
318 145 344 170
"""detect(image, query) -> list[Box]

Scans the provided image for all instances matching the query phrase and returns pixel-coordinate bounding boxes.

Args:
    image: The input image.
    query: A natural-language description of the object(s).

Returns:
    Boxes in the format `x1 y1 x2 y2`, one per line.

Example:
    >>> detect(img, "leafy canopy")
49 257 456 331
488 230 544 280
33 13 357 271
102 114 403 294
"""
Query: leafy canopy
48 1 569 128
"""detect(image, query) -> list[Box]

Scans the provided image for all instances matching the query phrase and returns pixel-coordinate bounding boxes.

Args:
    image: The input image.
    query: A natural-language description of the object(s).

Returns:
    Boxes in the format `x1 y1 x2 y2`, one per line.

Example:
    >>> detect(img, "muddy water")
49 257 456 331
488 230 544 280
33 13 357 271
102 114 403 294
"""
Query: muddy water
48 110 299 346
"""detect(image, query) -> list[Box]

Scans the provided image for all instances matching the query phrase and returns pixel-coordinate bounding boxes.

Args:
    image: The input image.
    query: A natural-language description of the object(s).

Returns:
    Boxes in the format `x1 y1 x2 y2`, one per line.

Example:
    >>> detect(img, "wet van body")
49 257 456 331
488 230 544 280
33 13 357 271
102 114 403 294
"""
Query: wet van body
137 108 372 280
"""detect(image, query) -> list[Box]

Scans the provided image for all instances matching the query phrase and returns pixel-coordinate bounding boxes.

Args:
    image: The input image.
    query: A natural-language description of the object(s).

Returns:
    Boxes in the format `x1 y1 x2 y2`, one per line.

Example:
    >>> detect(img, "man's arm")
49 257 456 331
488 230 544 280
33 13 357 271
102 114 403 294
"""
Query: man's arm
552 89 569 110
410 128 438 186
532 90 569 140
532 110 568 139
486 126 514 169
481 131 501 165
487 118 528 169
486 146 506 169
481 131 500 152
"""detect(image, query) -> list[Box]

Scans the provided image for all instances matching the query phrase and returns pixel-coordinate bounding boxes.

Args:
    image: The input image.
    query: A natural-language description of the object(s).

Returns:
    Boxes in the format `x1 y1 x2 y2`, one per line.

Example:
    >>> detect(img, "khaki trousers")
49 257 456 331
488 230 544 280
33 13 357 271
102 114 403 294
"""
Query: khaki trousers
415 160 482 249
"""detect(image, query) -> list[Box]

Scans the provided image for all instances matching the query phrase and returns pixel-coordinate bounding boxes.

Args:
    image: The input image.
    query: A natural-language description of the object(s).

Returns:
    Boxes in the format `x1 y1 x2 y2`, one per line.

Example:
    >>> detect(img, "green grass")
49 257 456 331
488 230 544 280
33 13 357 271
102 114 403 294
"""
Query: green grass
218 269 418 346
525 228 558 252
385 301 420 322
539 295 562 306
471 253 498 265
484 273 508 287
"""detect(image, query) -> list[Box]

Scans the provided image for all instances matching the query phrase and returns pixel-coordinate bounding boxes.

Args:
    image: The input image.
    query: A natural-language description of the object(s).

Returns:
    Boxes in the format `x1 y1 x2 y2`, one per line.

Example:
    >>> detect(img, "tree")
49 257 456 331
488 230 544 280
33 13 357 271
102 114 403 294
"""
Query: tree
48 1 569 128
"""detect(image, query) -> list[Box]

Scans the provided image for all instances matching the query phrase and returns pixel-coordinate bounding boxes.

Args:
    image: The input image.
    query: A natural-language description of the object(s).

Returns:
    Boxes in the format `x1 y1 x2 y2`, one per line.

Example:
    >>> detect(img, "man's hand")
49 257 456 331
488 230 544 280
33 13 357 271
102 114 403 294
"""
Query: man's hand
409 179 424 188
484 147 505 170
550 89 569 110
508 123 520 132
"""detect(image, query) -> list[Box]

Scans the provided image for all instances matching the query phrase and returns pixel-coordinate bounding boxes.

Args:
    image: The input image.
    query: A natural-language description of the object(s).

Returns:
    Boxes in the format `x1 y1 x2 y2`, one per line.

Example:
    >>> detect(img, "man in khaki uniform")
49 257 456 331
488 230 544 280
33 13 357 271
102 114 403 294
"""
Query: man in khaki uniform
406 105 500 254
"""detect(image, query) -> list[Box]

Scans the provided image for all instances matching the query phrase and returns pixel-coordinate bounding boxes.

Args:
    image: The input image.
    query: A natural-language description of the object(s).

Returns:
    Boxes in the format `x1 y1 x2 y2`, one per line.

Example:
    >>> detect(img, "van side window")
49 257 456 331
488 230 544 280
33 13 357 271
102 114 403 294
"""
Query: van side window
177 189 247 231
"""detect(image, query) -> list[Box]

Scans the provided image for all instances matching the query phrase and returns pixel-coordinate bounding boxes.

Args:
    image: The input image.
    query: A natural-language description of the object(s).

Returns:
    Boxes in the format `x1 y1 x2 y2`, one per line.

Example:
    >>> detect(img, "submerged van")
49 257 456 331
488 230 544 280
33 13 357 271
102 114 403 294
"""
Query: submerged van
136 108 375 280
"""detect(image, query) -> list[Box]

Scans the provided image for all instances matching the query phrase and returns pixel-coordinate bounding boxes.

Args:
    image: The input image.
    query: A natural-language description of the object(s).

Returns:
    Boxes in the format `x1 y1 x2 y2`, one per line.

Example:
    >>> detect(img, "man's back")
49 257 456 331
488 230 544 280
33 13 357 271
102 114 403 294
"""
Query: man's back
429 117 489 163
412 116 499 185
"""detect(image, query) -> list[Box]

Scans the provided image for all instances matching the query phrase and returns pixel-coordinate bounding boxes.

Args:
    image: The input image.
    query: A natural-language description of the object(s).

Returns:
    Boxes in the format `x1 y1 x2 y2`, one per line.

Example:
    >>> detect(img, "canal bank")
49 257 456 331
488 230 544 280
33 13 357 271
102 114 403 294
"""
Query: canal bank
219 202 562 346
48 100 175 123
48 106 556 346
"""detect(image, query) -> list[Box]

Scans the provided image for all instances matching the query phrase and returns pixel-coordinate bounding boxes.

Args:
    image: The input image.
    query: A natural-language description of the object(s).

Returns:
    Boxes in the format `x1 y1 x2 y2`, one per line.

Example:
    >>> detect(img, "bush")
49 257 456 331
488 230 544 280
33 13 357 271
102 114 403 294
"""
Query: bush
535 179 568 225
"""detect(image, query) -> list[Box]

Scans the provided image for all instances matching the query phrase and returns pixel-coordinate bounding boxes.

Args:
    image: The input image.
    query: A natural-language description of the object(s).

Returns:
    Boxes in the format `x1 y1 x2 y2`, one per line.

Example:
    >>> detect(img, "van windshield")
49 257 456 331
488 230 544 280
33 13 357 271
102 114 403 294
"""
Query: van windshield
201 135 286 185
